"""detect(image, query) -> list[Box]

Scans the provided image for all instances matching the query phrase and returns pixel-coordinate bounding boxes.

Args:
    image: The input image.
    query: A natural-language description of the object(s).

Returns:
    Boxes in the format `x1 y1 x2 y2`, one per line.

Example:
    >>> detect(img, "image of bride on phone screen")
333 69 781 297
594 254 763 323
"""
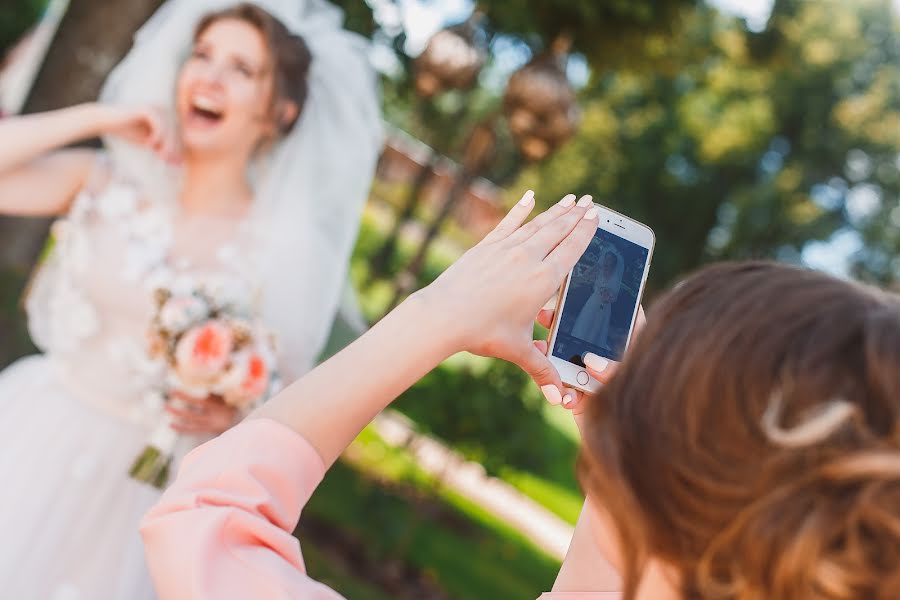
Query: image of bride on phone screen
571 245 624 350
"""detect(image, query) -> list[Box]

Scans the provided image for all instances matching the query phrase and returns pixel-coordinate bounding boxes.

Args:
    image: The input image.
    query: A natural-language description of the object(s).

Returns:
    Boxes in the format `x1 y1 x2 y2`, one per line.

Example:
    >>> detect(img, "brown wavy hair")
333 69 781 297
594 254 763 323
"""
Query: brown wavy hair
579 261 900 599
195 3 312 134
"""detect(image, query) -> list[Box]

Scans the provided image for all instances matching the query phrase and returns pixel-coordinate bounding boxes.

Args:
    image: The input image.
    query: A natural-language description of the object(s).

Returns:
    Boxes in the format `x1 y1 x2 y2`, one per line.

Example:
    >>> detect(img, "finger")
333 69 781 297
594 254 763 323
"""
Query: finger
536 308 555 330
517 344 576 406
635 305 647 334
584 352 619 385
166 406 223 431
524 196 593 260
505 193 577 246
533 339 548 354
169 391 212 407
170 421 215 435
561 387 586 412
481 190 536 244
543 203 599 277
161 118 183 165
165 404 206 421
142 109 164 148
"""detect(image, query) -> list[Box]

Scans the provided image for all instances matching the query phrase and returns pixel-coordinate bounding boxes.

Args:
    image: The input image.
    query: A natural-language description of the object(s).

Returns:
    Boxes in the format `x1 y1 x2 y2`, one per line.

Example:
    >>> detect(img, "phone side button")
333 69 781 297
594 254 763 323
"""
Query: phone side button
576 371 590 385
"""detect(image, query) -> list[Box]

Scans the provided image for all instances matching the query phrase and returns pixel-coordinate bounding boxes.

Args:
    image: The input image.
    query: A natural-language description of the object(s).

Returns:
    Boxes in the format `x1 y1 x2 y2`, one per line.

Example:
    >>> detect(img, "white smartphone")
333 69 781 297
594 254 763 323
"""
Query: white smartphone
546 203 655 393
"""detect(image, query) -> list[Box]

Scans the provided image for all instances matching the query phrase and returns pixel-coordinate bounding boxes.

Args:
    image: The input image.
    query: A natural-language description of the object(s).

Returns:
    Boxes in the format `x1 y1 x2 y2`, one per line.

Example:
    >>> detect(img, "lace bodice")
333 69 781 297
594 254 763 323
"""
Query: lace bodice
26 167 262 425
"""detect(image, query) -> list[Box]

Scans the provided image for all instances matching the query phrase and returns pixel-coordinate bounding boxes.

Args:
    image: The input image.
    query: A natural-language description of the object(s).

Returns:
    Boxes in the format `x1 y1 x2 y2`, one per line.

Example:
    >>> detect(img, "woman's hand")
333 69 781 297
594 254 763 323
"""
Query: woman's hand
98 104 181 164
165 391 238 436
255 191 602 466
534 305 646 416
417 190 599 404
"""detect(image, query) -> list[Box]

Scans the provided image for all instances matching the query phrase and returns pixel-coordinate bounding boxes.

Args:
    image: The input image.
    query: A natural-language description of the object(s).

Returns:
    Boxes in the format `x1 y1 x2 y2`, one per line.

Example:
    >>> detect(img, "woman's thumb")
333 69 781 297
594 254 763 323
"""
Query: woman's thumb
518 344 567 405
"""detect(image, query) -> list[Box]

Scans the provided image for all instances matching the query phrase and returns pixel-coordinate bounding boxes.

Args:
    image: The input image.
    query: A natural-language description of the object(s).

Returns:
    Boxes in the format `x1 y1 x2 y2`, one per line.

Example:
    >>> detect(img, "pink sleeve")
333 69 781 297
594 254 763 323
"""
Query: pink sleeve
140 418 345 600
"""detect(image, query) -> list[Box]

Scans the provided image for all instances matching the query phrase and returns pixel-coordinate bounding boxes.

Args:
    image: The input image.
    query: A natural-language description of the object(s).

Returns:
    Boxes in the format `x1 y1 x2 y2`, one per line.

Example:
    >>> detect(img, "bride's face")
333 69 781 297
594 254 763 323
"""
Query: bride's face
603 252 617 276
176 18 276 159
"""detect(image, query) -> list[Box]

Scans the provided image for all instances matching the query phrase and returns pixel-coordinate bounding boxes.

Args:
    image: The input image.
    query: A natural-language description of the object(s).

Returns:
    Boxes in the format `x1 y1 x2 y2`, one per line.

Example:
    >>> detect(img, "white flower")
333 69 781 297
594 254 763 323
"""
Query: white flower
49 283 99 350
169 273 197 298
143 265 174 293
96 183 139 220
159 295 209 332
203 274 249 314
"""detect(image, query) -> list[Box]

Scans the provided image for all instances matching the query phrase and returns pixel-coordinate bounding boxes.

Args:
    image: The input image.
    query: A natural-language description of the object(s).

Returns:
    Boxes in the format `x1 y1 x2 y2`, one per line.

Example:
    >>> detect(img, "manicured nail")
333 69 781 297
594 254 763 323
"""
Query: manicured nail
576 195 593 208
519 190 535 206
559 194 576 207
584 353 609 372
541 385 562 405
583 207 599 220
562 393 576 408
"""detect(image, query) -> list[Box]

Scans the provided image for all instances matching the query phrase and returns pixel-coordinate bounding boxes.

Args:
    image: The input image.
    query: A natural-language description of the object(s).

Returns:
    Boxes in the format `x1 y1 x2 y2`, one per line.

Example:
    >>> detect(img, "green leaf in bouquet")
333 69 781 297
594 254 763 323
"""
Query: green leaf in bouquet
129 445 173 490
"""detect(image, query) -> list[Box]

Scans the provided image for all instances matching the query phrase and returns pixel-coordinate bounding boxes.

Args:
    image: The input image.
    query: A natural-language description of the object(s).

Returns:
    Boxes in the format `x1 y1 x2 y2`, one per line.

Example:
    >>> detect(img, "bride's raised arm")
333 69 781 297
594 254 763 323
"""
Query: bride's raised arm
141 193 603 598
0 103 175 216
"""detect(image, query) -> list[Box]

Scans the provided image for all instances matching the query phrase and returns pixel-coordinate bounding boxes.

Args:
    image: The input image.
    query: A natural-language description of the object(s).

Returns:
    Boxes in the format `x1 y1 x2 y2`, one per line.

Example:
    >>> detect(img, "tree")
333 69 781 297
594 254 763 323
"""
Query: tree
369 0 701 291
478 0 699 69
0 0 165 366
0 0 45 56
510 0 900 295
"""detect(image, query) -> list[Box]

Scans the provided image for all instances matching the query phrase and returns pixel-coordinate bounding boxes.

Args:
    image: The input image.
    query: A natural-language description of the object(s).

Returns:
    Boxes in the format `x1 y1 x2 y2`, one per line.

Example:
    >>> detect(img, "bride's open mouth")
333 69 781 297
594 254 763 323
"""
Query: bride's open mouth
186 95 225 128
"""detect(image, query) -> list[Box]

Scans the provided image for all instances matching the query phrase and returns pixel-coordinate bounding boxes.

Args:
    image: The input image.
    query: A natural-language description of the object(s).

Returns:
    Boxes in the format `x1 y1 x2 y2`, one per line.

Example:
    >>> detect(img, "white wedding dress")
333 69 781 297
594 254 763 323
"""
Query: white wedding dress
0 166 263 599
571 252 624 351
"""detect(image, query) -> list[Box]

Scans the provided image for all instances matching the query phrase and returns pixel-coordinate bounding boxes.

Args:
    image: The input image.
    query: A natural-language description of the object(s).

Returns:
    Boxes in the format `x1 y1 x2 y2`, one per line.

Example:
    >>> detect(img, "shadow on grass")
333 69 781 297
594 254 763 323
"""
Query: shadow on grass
302 460 560 600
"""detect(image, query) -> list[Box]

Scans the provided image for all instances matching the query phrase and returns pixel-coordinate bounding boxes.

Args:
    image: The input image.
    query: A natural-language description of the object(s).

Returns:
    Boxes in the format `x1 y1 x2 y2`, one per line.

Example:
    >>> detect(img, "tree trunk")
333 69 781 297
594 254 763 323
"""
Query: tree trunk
384 170 474 315
365 155 435 287
0 0 164 366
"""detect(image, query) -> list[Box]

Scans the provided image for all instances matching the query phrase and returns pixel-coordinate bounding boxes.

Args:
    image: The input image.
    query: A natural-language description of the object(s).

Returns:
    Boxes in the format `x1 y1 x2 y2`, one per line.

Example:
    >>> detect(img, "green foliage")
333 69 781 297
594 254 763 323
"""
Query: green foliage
326 0 376 38
0 0 45 56
479 0 699 69
511 1 900 292
0 268 35 369
394 357 578 480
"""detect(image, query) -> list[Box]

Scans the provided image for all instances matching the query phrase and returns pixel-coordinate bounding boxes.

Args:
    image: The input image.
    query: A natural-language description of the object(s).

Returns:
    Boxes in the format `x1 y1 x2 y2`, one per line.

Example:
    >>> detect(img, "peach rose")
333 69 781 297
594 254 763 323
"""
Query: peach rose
174 320 234 385
220 350 270 408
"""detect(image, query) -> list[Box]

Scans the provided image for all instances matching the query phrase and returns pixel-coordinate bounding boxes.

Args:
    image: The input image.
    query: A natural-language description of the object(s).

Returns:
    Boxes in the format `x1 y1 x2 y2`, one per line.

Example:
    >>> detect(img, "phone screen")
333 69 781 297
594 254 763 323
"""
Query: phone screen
552 227 650 364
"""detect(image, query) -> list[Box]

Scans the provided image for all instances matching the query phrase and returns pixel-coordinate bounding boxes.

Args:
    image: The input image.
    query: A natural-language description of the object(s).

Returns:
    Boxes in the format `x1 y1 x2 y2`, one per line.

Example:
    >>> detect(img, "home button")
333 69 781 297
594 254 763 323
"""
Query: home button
576 370 590 386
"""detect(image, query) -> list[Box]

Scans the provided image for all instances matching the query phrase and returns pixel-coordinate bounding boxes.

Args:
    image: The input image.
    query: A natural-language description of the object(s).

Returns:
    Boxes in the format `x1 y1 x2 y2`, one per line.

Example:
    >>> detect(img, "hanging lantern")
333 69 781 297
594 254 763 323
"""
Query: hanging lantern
414 14 487 99
503 40 580 162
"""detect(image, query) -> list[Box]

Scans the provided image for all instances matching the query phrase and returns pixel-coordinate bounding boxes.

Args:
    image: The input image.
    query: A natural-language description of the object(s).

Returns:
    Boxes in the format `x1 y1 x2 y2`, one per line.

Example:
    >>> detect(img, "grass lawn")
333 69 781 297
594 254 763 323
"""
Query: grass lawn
302 426 562 599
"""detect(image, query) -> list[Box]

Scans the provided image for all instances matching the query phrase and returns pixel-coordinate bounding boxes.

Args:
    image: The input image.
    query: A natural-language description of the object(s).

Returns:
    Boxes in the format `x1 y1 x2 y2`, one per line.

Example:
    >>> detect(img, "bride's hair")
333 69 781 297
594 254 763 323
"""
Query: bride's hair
579 261 900 599
194 3 312 134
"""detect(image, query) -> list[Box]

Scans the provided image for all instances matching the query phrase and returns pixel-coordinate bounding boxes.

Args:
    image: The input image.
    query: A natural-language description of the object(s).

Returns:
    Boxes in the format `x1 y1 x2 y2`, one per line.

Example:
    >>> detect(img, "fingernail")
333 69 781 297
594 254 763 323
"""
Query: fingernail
559 194 576 207
562 393 576 408
584 353 609 372
540 385 562 405
519 190 535 206
583 207 599 220
576 195 593 208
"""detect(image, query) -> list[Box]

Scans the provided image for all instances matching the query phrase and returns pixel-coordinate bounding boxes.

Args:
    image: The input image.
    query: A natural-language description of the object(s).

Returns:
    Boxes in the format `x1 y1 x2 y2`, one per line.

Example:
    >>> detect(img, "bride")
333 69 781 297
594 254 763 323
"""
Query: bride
0 1 381 597
571 247 624 351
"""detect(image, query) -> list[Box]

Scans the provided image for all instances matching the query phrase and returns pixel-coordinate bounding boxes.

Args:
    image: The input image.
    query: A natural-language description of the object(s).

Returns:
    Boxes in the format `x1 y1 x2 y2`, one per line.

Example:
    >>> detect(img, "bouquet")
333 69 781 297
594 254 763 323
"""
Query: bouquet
129 281 279 488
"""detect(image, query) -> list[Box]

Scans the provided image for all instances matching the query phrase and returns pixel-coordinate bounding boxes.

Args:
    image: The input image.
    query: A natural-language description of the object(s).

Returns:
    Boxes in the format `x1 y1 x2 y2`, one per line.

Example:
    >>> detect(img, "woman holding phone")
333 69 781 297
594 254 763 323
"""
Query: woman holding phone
142 192 900 599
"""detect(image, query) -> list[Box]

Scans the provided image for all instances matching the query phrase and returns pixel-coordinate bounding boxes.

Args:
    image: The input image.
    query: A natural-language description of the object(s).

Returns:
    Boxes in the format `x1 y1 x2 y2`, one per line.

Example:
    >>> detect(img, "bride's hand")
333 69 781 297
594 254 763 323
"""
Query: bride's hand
97 104 181 164
534 305 646 416
417 190 598 404
165 391 238 435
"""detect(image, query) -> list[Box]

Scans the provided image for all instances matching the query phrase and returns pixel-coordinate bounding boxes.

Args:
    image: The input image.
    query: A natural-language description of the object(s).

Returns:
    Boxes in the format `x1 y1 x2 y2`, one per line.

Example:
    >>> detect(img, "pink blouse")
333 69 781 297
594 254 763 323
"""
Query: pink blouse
141 418 620 599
